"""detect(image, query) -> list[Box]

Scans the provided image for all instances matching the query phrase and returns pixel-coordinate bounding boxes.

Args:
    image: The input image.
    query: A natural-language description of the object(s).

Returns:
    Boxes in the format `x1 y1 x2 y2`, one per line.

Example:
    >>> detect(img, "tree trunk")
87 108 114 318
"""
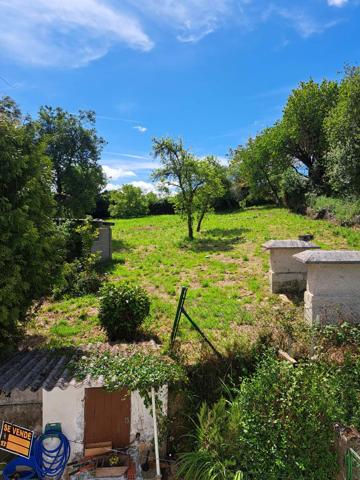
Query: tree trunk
187 211 194 240
196 208 206 232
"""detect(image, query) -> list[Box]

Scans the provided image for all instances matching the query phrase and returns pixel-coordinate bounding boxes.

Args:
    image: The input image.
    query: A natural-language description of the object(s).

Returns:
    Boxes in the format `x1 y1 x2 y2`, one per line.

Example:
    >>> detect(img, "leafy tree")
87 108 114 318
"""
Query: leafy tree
230 125 286 205
325 66 360 196
0 104 62 342
109 184 149 218
152 137 207 239
36 106 106 217
195 156 225 232
282 79 338 190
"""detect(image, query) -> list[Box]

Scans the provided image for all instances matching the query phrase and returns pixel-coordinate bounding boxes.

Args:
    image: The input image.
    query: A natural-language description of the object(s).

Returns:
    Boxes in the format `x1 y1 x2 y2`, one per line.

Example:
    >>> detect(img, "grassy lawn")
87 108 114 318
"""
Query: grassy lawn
25 207 360 351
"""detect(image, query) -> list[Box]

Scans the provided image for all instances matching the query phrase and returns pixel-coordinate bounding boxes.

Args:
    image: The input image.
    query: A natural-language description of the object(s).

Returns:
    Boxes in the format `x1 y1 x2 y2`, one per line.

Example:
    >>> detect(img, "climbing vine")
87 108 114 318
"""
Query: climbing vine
73 351 186 407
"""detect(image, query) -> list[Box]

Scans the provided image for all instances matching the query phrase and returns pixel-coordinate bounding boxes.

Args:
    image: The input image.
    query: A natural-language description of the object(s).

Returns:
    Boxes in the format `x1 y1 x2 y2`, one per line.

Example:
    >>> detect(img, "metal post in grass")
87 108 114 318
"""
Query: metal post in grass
170 286 222 358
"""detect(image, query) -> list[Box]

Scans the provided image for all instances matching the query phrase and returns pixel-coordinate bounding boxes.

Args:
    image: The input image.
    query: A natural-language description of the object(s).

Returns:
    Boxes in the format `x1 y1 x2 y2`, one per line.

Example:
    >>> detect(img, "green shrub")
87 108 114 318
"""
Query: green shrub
308 195 360 225
179 355 343 480
280 168 308 213
99 282 150 341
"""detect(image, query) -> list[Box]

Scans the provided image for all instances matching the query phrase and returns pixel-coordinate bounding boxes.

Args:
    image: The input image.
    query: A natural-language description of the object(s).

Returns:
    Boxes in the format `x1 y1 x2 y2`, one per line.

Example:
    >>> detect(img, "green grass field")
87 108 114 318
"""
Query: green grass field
26 207 360 351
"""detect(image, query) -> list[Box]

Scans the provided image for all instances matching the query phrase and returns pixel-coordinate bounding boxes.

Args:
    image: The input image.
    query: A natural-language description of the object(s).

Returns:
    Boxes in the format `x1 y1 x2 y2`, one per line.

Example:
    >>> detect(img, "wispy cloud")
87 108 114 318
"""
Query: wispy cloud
0 0 153 68
274 7 341 37
128 0 238 43
328 0 348 6
133 125 148 133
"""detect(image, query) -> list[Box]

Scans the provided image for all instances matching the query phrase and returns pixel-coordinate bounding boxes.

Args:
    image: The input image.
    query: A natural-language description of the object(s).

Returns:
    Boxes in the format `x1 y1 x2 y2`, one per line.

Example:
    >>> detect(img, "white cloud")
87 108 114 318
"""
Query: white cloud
129 181 157 193
133 125 148 133
0 0 153 67
105 183 120 191
328 0 348 6
128 0 237 43
102 165 137 180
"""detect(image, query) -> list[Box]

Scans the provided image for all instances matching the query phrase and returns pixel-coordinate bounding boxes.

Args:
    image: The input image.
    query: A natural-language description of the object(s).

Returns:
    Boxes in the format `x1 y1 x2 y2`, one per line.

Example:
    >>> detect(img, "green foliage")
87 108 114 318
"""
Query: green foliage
308 195 360 225
176 401 240 480
280 168 308 213
53 220 102 299
230 125 286 205
282 79 338 191
179 355 344 480
152 137 209 239
37 106 106 217
316 322 360 347
0 104 62 342
325 67 360 196
73 351 186 406
99 282 150 341
109 184 149 218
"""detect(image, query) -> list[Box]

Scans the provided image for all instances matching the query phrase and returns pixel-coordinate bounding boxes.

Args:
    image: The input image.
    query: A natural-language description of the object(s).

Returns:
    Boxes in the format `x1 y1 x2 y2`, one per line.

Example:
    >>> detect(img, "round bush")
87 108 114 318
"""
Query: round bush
99 282 150 341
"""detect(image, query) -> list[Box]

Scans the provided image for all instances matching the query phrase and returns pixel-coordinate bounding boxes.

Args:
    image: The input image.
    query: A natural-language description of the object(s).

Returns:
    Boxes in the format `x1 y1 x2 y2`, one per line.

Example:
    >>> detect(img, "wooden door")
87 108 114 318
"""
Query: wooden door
84 388 131 448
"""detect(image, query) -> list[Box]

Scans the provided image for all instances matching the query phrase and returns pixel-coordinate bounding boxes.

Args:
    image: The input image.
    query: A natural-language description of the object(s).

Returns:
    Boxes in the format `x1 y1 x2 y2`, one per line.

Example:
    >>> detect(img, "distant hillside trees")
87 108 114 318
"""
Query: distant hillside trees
110 184 150 218
231 68 360 216
0 99 62 343
36 107 106 217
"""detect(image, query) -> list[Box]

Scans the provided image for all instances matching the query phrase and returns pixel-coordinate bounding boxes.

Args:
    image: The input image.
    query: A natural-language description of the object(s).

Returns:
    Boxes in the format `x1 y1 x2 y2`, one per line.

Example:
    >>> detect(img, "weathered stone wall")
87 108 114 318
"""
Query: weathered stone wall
0 389 42 433
91 226 112 260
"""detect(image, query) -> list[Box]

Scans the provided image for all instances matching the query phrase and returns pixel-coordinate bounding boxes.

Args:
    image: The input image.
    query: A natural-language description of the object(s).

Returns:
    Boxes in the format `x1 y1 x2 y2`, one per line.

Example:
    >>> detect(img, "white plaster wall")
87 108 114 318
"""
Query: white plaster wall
270 248 308 273
307 264 360 296
130 386 168 444
42 386 85 460
42 385 168 460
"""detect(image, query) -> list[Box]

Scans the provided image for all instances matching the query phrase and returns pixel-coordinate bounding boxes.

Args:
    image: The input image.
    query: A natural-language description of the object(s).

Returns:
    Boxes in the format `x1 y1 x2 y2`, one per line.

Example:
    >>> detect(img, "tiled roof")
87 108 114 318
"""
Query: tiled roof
0 350 78 393
0 341 160 394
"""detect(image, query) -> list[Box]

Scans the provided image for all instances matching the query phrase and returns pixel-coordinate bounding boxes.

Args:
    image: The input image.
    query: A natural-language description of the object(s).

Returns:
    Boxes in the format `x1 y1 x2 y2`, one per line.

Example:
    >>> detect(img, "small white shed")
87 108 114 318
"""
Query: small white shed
0 345 167 462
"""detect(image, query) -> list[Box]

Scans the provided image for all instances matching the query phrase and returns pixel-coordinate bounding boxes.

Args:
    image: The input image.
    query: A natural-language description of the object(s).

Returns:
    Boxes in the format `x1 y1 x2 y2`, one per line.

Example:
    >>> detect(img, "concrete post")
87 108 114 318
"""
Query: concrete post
263 240 320 294
293 250 360 325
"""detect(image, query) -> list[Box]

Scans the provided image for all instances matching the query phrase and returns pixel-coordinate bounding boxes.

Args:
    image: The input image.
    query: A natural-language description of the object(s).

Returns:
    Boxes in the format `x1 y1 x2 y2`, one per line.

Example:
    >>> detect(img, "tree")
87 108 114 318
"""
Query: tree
282 79 338 191
0 103 62 343
325 66 360 196
230 125 287 205
152 137 207 239
36 106 106 217
195 156 225 232
109 184 149 218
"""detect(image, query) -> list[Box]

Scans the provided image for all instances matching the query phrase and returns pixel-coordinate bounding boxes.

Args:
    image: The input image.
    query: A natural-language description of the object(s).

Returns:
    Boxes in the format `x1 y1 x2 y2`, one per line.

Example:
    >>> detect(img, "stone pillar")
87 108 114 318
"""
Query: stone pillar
293 250 360 324
91 221 114 261
263 240 320 294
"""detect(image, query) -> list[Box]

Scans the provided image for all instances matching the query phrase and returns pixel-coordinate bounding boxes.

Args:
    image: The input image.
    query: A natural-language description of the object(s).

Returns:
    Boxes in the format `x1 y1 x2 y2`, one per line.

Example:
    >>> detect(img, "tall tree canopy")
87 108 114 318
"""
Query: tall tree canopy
325 67 360 196
37 107 106 218
230 125 286 205
0 99 62 343
281 79 338 190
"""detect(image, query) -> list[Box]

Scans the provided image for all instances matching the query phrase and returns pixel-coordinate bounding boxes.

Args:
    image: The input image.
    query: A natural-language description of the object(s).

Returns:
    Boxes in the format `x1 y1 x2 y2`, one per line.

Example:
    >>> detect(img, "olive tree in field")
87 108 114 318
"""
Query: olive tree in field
152 138 207 239
195 156 225 233
37 106 106 218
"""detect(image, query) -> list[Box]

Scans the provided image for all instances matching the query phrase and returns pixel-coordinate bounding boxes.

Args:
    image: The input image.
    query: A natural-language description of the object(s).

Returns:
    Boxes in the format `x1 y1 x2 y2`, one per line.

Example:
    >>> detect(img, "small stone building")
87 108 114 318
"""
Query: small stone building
263 240 320 294
54 218 114 261
0 345 167 462
294 250 360 324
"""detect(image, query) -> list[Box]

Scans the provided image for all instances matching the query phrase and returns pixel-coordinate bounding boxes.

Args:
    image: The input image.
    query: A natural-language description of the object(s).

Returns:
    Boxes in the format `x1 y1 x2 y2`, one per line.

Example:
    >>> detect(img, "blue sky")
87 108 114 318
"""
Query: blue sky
0 0 359 192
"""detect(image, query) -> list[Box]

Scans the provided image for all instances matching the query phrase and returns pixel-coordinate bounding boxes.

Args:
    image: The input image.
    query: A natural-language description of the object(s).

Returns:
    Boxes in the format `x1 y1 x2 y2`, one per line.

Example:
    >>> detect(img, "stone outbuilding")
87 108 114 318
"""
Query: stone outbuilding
263 240 320 294
294 250 360 325
0 344 167 462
